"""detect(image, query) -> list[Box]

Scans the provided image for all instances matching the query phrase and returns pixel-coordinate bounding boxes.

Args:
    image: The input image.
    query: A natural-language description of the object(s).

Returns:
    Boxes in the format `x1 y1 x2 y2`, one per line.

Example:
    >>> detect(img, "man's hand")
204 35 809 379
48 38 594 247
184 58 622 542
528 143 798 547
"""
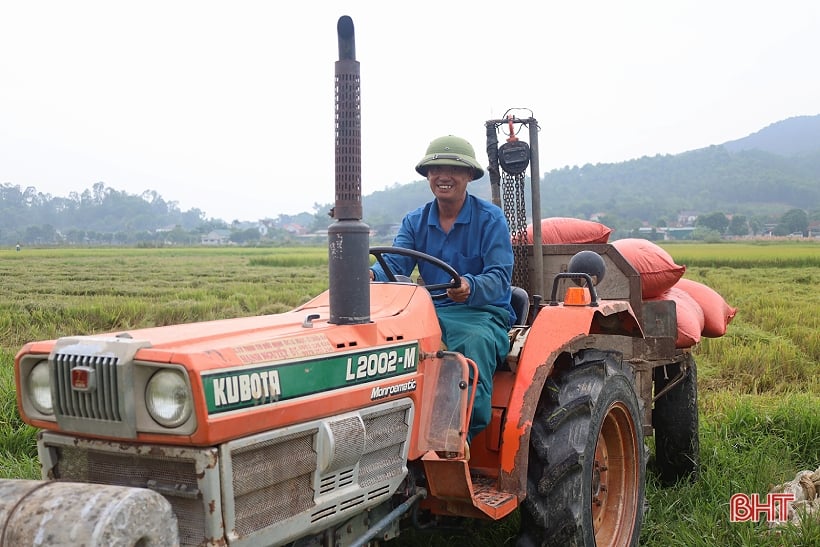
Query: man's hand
446 276 470 302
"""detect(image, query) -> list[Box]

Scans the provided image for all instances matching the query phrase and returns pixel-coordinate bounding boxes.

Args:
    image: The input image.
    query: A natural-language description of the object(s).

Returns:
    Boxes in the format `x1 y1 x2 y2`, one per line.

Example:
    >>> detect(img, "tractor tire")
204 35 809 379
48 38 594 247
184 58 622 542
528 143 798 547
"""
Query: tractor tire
652 353 699 486
518 349 645 547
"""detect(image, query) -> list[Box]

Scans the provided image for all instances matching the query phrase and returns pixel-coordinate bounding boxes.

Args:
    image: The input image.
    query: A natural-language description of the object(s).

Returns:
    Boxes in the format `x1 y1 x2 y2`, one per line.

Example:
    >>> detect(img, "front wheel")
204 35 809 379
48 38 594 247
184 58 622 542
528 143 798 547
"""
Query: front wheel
518 349 645 547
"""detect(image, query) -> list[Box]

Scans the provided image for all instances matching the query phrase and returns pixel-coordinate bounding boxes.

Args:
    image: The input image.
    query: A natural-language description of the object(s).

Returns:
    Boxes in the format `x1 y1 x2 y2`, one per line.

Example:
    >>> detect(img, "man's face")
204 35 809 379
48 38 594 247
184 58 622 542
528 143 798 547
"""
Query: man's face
427 165 472 205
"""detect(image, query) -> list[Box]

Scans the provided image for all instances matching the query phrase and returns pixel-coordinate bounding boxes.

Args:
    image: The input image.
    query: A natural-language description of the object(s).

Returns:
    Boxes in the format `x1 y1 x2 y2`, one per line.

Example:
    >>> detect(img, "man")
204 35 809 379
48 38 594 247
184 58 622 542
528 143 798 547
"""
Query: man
370 135 515 445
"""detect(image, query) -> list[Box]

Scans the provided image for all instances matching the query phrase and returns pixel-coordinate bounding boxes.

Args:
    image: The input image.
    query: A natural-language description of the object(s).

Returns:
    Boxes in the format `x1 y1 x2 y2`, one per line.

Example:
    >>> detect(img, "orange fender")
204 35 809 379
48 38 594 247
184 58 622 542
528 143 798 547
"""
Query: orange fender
497 300 642 496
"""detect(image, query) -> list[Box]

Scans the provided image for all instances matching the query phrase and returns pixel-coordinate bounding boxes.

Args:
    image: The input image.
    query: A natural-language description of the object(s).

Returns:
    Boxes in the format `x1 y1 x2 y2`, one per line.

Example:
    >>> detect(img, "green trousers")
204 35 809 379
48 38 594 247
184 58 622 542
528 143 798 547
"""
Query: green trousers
436 304 510 442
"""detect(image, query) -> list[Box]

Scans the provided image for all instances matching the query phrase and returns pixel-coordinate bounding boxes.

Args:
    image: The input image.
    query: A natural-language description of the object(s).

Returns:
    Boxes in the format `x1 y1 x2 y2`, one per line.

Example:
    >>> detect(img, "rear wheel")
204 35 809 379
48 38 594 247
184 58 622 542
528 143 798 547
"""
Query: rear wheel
652 354 699 485
518 349 645 547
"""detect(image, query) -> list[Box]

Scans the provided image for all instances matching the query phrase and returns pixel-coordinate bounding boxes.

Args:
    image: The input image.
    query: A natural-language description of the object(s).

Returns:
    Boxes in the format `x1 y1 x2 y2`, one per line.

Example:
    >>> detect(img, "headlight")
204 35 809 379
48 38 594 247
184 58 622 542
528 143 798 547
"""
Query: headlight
145 370 192 427
27 361 53 415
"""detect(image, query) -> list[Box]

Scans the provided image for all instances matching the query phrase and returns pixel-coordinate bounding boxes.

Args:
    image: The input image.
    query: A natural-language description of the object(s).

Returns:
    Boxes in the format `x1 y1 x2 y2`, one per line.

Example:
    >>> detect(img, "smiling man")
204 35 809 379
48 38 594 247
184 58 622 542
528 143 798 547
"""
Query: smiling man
370 135 515 449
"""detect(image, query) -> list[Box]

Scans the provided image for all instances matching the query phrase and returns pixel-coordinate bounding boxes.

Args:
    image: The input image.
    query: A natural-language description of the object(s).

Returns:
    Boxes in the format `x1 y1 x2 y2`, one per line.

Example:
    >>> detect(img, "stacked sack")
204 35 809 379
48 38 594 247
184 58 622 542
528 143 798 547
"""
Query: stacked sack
612 238 737 348
522 217 612 244
674 278 738 339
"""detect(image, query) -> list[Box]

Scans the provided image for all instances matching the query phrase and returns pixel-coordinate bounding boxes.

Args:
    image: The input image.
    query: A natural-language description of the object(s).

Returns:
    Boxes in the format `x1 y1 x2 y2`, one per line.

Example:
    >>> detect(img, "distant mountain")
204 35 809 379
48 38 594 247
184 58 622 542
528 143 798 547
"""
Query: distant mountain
362 115 820 227
5 116 817 245
723 115 820 156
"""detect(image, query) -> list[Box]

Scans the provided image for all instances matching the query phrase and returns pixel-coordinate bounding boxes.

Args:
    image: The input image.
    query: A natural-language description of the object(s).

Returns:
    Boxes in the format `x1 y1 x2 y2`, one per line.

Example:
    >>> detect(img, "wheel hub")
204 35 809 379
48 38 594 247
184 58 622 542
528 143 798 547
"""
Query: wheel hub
591 402 639 545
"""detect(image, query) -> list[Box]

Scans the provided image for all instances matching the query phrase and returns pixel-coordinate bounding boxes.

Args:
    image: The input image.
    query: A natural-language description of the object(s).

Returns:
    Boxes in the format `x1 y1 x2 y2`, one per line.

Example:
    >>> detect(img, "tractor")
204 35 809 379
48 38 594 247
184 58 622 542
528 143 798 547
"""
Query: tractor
3 15 700 547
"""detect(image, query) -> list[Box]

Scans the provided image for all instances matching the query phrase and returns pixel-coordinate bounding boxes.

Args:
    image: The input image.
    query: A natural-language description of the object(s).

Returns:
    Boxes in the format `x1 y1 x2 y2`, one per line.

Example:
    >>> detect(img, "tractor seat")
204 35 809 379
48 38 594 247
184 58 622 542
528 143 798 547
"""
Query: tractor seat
510 286 530 326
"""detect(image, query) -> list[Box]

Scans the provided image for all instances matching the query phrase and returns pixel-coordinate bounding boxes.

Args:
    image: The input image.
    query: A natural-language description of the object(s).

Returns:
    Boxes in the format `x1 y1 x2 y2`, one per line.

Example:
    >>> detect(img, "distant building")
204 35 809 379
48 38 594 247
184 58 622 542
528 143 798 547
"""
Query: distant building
677 211 699 226
665 227 695 240
201 229 231 245
636 226 695 241
282 223 307 235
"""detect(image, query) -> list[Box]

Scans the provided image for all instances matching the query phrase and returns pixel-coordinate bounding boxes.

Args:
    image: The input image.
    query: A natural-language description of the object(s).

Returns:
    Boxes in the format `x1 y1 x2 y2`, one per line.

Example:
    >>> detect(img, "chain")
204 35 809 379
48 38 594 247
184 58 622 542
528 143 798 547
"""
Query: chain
502 170 529 289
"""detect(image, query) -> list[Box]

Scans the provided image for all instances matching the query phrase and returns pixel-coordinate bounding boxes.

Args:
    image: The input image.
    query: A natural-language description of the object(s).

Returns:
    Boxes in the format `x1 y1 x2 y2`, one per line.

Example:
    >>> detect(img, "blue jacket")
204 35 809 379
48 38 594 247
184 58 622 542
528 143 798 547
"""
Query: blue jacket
371 193 515 327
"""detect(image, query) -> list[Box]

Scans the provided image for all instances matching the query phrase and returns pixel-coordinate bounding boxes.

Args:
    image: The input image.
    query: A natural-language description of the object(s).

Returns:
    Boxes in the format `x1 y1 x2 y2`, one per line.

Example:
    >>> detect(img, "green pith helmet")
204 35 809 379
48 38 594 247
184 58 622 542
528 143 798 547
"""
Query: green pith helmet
415 135 485 180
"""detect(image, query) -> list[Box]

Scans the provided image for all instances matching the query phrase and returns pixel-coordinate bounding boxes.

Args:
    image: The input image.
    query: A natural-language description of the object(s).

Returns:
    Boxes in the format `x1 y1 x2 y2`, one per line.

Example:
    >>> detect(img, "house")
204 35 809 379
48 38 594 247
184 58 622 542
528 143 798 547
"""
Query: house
201 229 231 245
282 223 307 235
677 211 699 227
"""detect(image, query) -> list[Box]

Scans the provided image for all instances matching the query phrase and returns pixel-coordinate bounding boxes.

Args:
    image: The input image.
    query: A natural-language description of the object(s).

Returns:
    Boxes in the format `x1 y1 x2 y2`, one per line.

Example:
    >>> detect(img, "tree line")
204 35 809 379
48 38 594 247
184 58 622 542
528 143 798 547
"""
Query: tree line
3 142 819 246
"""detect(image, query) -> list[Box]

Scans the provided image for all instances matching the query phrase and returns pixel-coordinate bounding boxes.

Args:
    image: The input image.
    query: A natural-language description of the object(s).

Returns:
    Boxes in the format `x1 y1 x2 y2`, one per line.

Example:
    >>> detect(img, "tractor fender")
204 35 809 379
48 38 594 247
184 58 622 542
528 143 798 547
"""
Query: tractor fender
497 300 642 496
0 479 180 546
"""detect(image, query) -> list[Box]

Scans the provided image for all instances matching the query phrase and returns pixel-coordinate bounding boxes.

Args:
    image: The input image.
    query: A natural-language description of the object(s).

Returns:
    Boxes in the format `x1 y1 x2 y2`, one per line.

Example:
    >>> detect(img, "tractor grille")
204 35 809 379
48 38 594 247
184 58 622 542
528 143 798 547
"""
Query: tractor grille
327 416 366 472
54 353 122 421
42 399 413 546
359 406 409 486
54 445 206 547
226 399 412 543
230 429 318 535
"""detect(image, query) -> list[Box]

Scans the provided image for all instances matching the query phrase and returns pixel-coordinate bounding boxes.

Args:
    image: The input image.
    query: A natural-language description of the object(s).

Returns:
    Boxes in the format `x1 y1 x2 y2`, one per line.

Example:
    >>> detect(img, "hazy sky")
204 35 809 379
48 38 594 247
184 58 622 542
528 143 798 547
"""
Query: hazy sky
2 1 818 221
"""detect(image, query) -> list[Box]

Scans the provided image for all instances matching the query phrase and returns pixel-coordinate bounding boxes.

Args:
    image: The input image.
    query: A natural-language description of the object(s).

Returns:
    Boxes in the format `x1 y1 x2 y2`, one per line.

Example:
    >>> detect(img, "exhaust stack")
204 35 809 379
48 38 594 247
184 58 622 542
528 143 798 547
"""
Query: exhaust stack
328 15 370 325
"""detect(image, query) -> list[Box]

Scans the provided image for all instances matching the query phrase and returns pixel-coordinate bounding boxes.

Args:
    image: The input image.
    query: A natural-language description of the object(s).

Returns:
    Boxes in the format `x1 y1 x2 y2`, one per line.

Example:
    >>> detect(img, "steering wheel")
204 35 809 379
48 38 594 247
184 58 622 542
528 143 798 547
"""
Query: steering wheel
369 246 461 299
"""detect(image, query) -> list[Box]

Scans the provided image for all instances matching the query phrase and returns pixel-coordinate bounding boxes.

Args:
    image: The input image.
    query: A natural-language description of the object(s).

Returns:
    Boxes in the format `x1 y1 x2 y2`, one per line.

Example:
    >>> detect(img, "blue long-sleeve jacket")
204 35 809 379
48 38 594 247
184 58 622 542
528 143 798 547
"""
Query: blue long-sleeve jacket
371 193 515 327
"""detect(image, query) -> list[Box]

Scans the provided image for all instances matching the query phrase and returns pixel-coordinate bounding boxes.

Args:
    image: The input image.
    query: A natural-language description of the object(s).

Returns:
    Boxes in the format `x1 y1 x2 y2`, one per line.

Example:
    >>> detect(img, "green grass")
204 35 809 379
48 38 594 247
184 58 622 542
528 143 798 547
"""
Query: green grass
249 247 328 267
674 262 819 396
0 247 329 348
0 350 40 478
643 392 820 547
0 243 818 545
662 241 820 268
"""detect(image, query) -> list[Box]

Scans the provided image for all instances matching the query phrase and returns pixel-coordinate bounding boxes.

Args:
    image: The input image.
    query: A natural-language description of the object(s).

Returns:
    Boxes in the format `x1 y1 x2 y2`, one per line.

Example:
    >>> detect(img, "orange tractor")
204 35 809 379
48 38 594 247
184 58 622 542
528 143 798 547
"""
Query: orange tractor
5 15 702 547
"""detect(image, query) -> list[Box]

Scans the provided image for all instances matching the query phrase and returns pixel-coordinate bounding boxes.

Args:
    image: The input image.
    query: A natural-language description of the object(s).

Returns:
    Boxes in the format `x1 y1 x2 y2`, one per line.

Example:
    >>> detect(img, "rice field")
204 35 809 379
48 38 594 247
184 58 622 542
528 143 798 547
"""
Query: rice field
0 241 818 546
666 240 820 268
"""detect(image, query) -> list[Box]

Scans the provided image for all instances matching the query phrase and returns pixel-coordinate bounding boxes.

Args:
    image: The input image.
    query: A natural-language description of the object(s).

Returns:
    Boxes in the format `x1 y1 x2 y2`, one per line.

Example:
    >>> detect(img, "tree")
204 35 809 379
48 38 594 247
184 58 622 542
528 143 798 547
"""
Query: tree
695 212 729 234
230 228 261 244
166 226 194 245
778 208 808 235
727 215 749 236
691 227 722 242
309 202 334 232
748 216 765 236
196 219 229 234
66 229 86 245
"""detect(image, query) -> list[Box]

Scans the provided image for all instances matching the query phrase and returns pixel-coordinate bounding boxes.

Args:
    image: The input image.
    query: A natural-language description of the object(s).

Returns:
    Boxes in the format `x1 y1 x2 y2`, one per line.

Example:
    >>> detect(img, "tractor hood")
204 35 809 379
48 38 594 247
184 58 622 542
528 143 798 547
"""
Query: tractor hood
15 283 444 446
